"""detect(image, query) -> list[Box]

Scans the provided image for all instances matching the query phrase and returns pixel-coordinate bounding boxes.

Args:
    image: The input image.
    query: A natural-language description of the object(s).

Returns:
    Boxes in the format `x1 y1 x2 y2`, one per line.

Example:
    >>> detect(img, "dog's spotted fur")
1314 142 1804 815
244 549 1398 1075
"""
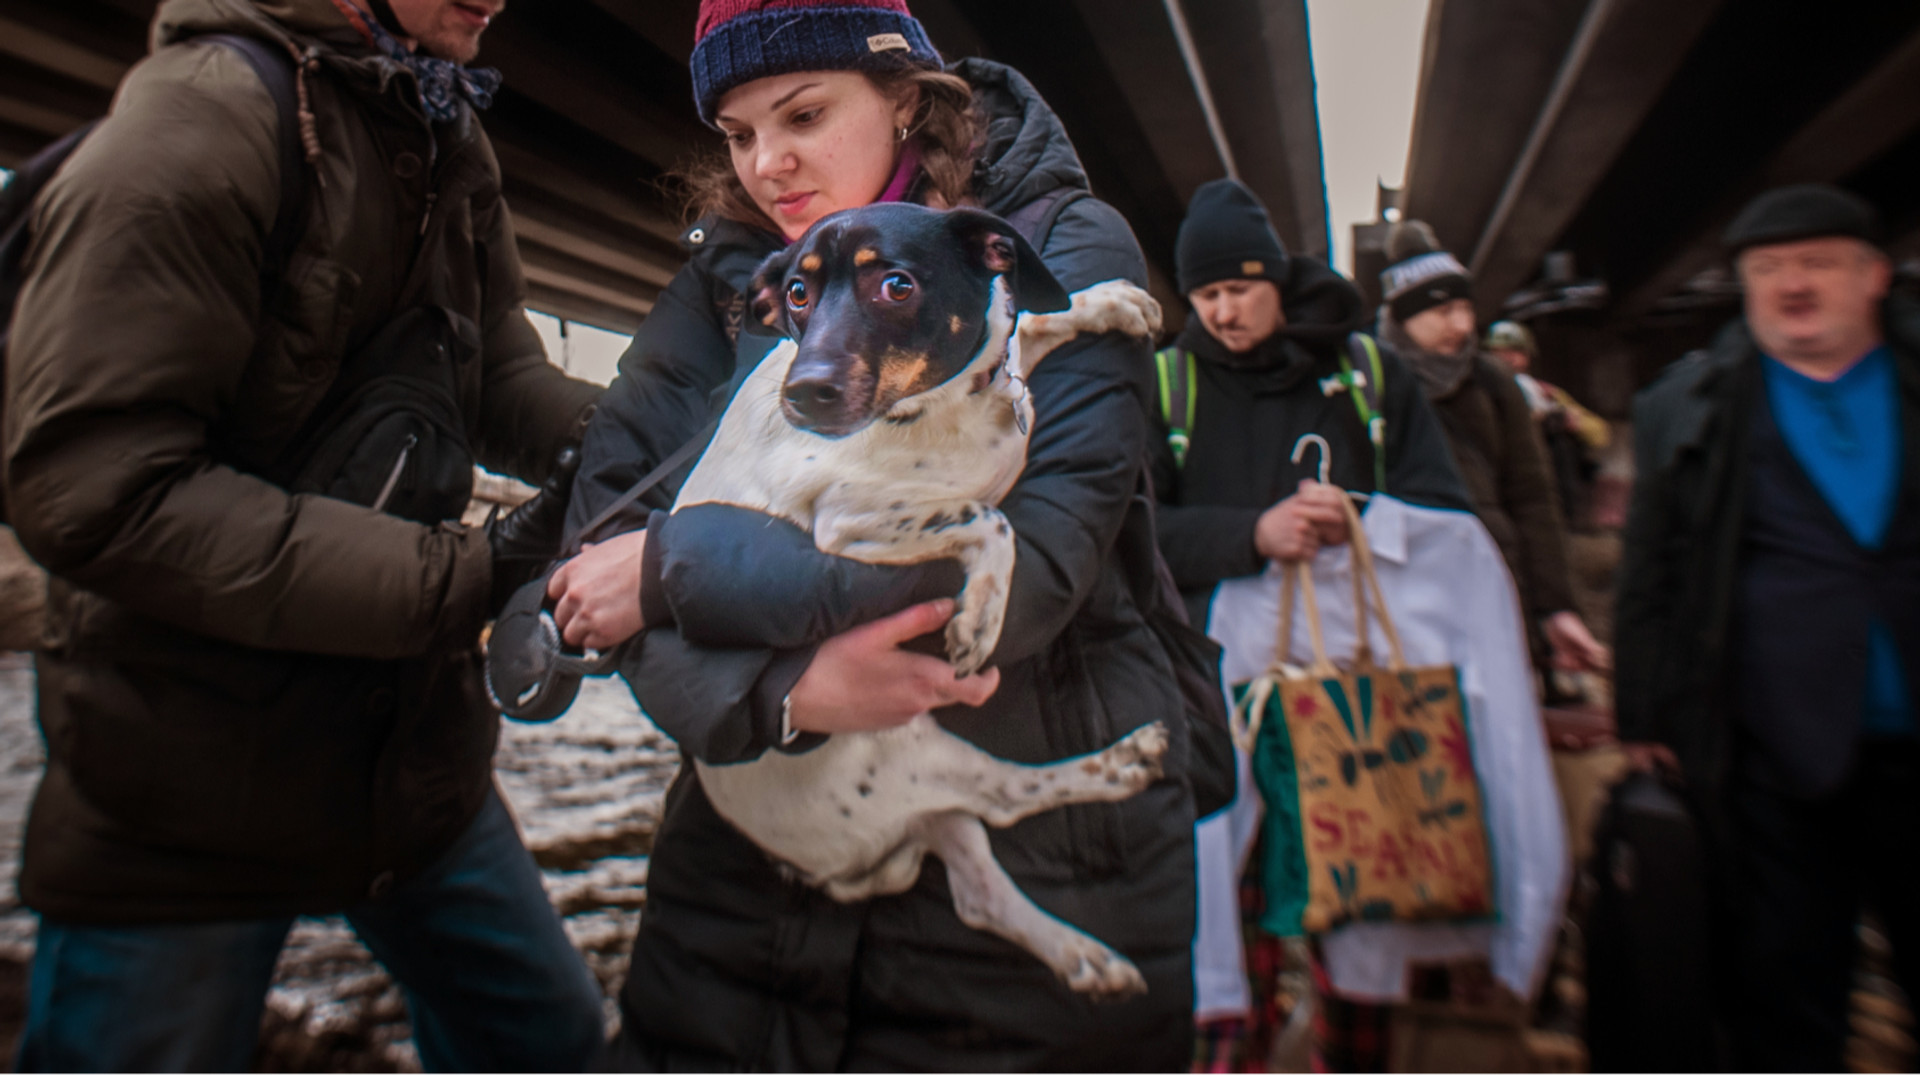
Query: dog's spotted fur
673 205 1164 996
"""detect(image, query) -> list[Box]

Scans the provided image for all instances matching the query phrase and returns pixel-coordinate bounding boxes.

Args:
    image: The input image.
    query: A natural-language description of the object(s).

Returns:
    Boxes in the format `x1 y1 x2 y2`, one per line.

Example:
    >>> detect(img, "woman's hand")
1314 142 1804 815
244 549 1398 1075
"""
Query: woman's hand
787 599 1001 734
1255 480 1350 562
547 530 650 650
1543 610 1612 673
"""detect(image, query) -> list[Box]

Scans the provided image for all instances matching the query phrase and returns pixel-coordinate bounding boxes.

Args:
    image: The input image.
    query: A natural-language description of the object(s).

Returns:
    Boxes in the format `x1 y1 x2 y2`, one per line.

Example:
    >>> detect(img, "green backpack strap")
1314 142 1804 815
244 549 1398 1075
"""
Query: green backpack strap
1337 332 1389 494
1154 347 1198 470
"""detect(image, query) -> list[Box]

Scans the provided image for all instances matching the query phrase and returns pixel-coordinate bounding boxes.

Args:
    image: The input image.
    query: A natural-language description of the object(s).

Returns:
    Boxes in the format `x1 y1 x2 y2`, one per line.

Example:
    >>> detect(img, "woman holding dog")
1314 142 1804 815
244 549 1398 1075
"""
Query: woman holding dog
546 0 1199 1067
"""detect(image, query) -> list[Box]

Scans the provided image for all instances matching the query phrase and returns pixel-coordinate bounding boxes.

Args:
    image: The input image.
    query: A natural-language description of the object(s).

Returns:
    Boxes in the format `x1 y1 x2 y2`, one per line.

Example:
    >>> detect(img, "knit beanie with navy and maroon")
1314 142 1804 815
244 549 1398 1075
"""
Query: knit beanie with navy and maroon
691 0 943 126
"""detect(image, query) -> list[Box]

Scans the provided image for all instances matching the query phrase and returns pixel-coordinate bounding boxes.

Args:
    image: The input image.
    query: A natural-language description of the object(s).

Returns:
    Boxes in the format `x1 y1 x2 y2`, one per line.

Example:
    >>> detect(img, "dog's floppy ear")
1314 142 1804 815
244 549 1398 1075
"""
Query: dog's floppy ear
749 246 799 330
947 208 1072 315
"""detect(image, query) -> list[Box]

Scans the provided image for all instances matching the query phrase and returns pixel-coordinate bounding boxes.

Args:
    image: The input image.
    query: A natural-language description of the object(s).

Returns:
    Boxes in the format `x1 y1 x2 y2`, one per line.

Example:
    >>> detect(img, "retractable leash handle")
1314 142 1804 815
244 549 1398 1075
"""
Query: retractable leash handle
484 424 717 722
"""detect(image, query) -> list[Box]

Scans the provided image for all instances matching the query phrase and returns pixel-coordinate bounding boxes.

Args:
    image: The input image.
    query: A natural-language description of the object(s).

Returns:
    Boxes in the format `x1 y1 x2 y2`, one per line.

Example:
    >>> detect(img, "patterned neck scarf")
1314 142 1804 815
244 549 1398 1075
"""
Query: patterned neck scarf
333 0 502 123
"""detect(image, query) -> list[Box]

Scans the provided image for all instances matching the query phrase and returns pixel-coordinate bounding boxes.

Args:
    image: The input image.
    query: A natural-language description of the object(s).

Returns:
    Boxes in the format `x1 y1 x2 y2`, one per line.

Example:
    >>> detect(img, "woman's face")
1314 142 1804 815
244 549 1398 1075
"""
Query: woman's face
716 71 916 241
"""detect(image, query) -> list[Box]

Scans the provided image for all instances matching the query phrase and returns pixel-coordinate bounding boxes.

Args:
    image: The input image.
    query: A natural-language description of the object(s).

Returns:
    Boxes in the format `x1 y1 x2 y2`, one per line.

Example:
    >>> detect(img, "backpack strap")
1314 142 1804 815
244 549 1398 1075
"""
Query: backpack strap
1337 331 1389 494
201 33 309 308
1000 187 1090 251
1154 347 1197 470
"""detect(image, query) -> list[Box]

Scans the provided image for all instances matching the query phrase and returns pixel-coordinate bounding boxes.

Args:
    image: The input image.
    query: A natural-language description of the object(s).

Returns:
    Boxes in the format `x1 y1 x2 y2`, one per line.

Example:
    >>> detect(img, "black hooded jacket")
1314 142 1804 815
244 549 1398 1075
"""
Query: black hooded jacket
568 59 1196 1071
1148 257 1470 625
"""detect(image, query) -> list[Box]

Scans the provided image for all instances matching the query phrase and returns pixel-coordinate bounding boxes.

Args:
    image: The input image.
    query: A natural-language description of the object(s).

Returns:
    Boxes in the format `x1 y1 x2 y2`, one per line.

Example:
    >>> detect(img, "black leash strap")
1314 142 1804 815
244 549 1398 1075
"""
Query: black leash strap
565 419 718 557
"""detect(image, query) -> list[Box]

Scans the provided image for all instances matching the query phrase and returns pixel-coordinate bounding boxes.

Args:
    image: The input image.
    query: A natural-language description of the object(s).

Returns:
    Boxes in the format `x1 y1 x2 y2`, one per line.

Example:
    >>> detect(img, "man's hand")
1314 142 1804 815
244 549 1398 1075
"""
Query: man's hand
548 530 649 650
1255 480 1350 562
787 599 1001 734
487 447 580 613
1543 610 1612 673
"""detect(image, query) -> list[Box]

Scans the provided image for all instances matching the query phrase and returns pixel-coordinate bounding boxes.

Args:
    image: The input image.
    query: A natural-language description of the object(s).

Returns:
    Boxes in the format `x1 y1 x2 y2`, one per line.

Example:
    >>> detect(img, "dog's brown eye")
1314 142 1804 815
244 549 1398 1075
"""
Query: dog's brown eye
881 273 915 302
786 279 809 310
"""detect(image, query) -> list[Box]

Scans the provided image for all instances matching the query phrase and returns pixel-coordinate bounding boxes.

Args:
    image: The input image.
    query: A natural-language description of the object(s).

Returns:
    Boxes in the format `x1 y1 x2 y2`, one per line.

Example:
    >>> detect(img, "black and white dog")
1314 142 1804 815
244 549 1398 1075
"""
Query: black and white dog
673 203 1167 997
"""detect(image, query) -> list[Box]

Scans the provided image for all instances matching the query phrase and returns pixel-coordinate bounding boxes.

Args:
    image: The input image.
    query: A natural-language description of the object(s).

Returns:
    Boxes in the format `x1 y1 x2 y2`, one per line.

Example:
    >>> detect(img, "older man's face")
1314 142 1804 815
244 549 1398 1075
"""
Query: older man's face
387 0 502 63
1738 236 1890 363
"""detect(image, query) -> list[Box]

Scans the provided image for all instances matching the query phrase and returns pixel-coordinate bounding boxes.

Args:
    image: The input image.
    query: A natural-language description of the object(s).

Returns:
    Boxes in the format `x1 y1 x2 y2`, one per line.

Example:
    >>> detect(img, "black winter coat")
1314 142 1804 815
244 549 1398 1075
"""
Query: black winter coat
1615 297 1920 826
568 60 1196 1071
1148 258 1470 626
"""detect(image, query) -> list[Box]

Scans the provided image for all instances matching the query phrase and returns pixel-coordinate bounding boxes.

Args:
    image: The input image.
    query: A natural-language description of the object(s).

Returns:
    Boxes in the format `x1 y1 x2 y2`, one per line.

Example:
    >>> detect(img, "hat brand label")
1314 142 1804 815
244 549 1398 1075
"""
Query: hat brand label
868 33 912 53
1242 260 1264 276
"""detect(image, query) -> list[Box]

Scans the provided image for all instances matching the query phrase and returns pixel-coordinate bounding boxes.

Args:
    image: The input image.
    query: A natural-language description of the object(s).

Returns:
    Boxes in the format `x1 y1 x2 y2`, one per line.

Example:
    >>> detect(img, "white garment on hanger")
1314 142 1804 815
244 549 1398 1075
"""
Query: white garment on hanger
1202 495 1570 1003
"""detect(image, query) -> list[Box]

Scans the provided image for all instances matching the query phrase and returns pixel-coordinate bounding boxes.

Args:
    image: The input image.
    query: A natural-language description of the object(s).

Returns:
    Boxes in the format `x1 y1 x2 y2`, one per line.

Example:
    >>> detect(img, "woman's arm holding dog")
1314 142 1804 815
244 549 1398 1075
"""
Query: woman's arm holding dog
619 600 999 763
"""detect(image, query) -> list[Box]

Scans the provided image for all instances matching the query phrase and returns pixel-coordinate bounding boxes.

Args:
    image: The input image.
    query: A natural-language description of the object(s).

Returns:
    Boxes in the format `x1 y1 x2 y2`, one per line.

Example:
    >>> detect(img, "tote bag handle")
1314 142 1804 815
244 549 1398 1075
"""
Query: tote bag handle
1234 496 1408 750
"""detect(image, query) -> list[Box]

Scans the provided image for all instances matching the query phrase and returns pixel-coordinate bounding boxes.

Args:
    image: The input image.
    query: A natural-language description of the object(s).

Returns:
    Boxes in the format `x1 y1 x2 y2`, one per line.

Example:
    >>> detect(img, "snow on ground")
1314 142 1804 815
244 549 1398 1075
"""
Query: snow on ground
0 655 676 1071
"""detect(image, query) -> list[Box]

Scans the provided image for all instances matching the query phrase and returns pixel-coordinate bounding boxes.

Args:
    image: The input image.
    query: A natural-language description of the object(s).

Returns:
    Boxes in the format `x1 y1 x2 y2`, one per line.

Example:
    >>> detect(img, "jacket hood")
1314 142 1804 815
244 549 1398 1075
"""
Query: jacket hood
954 58 1092 218
1276 255 1368 347
152 0 363 51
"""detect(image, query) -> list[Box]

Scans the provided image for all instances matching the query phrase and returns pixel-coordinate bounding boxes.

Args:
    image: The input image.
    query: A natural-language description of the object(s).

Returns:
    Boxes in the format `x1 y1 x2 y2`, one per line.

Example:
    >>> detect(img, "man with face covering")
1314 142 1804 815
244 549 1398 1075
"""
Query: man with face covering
1149 180 1469 630
3 0 605 1068
1375 221 1610 679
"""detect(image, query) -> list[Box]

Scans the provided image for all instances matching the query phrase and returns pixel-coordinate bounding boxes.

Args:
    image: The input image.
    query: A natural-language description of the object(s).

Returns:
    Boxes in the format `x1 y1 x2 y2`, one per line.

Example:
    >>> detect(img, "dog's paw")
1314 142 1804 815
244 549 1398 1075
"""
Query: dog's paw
1102 721 1170 788
1058 938 1149 999
1073 280 1163 340
944 586 1004 678
945 606 996 678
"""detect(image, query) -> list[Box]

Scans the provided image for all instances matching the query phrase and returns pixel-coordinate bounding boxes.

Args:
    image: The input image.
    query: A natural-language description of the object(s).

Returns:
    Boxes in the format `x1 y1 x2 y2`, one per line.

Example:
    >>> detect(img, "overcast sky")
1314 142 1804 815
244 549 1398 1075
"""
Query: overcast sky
1306 0 1431 275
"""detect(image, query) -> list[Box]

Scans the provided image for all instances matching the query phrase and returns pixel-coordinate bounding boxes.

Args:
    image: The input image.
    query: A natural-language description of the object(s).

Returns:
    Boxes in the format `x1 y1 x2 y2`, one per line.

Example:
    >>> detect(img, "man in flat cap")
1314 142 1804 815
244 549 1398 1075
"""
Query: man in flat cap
1614 182 1918 1067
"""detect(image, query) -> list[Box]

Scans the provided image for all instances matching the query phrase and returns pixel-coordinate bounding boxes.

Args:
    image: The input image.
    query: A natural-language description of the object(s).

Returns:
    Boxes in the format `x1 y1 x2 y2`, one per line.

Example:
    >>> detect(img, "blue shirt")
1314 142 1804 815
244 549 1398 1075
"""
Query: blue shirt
1762 346 1912 736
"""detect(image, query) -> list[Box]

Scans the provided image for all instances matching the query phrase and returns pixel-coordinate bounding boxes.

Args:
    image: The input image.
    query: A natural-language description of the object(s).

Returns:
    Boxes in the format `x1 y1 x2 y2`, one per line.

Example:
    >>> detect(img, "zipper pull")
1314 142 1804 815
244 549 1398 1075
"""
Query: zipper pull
371 433 419 514
419 192 438 237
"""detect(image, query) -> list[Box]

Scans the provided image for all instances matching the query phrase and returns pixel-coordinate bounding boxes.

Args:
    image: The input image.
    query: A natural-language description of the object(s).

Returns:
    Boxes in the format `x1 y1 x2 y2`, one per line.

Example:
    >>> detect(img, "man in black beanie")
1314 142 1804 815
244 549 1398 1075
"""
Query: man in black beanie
1614 181 1919 1068
1149 179 1469 631
1161 179 1469 1067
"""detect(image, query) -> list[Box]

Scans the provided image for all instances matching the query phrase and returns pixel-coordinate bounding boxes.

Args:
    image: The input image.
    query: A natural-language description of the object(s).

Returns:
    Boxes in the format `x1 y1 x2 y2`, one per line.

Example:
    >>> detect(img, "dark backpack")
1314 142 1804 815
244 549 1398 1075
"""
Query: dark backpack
0 33 308 525
1008 187 1237 818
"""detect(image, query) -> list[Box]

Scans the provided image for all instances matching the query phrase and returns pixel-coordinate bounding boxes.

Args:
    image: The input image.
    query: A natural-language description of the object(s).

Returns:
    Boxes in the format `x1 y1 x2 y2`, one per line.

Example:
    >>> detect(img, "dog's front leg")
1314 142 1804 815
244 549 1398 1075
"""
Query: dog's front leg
1014 279 1162 378
913 810 1147 998
820 500 1015 676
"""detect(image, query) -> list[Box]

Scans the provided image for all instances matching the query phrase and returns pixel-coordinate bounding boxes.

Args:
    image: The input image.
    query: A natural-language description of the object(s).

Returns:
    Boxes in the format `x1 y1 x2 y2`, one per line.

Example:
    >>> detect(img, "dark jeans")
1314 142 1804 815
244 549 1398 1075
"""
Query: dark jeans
15 790 605 1073
1725 740 1920 1071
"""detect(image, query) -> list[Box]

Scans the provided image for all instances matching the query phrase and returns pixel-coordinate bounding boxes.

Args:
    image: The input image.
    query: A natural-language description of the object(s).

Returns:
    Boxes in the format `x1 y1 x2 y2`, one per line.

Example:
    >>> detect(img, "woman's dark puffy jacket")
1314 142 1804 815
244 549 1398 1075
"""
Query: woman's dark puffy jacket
566 59 1197 1071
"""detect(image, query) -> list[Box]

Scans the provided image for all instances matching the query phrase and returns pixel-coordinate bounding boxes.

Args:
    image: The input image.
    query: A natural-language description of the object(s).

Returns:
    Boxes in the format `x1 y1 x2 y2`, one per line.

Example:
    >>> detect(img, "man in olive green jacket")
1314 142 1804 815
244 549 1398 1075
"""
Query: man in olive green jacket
2 0 605 1068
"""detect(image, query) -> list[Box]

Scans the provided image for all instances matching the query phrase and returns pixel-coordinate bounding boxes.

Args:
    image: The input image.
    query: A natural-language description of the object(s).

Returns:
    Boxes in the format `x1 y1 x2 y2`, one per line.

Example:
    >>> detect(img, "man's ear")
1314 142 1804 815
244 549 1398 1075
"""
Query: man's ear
947 208 1072 315
749 246 798 330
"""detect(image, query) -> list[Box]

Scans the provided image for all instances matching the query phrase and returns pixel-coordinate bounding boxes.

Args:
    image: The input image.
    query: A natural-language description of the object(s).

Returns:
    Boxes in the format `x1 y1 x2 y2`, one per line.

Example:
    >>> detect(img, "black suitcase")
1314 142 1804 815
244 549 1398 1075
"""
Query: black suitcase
1584 770 1718 1072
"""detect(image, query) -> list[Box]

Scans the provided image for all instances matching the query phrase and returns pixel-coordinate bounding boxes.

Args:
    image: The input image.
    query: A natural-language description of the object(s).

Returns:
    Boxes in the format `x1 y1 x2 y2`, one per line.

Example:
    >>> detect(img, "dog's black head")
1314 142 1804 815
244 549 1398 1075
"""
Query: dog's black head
749 203 1071 437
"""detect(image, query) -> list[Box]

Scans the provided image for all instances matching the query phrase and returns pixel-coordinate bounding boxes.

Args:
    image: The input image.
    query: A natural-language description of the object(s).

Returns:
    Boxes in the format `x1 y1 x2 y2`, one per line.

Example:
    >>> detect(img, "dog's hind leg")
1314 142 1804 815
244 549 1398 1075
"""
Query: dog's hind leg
950 720 1170 828
822 838 930 902
914 810 1146 997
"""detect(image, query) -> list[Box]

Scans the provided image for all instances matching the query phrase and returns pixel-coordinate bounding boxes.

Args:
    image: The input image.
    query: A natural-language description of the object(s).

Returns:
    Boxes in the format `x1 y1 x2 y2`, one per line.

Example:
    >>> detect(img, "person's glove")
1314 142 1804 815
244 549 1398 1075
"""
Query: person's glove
488 446 581 615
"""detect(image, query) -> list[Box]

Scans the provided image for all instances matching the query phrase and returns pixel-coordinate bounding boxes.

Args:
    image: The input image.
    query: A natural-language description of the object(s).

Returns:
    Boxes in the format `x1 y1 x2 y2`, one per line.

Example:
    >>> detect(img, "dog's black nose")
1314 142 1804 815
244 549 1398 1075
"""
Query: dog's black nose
784 375 844 424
